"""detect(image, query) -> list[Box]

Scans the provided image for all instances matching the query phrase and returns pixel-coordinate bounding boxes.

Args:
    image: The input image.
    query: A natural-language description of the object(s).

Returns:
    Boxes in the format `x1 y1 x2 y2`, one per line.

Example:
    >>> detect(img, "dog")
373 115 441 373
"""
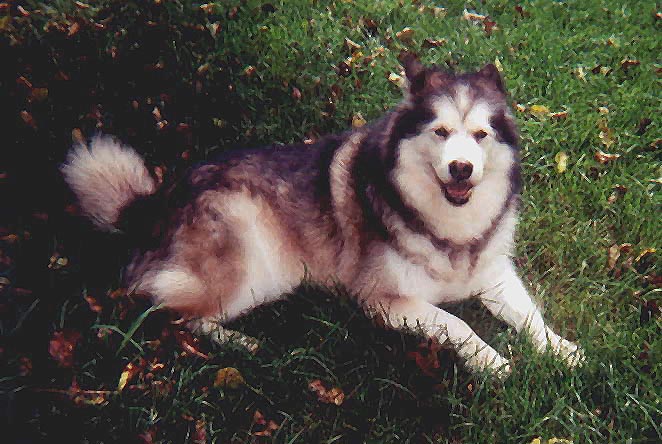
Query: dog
62 55 581 377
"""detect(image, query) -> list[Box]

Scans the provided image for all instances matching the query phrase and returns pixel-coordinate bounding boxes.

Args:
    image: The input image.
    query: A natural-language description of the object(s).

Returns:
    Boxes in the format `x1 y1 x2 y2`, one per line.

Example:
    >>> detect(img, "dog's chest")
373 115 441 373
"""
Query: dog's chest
379 228 511 305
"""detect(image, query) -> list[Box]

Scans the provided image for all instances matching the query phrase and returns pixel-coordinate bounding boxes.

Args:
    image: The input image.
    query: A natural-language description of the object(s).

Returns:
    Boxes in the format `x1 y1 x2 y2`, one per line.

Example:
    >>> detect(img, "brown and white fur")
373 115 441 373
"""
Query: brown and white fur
61 57 581 376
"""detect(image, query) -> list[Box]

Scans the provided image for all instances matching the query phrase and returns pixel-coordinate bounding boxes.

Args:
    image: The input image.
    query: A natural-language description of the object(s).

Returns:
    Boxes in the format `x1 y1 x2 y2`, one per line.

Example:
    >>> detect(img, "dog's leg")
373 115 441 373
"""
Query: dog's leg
188 317 260 353
371 296 511 377
480 261 582 366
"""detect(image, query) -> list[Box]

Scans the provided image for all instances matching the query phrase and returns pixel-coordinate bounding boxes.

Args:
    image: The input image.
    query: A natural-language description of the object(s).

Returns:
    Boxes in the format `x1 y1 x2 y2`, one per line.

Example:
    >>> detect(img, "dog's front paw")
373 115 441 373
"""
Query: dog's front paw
540 329 584 368
464 348 511 379
552 337 584 368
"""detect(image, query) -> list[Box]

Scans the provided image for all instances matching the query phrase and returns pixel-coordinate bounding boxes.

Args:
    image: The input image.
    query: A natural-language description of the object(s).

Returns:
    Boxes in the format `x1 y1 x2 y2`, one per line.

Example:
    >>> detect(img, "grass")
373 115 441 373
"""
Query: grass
1 0 660 443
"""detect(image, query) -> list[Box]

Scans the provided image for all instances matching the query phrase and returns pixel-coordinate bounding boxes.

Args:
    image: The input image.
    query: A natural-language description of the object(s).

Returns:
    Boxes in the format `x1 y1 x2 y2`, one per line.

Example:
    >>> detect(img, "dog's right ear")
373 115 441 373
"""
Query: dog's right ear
399 51 450 96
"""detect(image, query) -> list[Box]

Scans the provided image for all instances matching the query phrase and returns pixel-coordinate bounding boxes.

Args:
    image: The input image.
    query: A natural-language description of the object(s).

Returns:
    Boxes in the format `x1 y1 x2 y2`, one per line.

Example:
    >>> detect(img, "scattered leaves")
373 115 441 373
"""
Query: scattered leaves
549 111 568 120
309 379 345 405
422 38 446 48
620 59 640 71
214 367 245 389
388 72 404 87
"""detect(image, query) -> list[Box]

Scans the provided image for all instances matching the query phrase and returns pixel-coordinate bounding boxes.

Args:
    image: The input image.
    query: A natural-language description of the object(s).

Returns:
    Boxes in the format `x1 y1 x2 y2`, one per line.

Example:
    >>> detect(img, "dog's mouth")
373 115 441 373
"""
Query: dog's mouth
441 180 473 206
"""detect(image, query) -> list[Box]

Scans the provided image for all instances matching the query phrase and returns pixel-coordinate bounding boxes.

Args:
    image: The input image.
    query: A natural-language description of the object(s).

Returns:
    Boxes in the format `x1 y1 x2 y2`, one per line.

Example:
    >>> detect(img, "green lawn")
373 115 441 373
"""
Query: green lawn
1 1 660 443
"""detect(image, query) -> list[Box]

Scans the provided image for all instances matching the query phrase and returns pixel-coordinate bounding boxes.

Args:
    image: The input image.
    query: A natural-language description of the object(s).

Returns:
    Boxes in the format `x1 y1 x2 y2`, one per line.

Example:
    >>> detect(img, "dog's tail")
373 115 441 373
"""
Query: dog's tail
61 136 157 232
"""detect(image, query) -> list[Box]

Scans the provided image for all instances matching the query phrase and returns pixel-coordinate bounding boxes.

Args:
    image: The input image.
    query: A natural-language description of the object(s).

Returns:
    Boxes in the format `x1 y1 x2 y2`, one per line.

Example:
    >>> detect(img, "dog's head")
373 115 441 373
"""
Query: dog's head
389 54 519 208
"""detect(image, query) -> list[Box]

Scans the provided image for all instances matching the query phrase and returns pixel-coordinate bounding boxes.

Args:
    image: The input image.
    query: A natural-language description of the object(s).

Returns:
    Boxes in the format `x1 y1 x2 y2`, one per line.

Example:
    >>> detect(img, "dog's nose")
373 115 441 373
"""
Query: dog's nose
449 161 473 181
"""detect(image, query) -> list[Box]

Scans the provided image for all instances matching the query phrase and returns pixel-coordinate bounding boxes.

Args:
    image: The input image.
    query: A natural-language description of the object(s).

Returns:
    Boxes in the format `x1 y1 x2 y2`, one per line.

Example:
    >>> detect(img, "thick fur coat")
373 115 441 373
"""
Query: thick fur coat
62 57 581 375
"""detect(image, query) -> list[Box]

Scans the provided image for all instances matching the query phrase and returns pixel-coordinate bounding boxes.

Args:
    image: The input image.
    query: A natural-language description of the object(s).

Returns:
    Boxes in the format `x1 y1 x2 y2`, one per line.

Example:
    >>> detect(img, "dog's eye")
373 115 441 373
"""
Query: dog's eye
473 130 488 141
435 127 450 138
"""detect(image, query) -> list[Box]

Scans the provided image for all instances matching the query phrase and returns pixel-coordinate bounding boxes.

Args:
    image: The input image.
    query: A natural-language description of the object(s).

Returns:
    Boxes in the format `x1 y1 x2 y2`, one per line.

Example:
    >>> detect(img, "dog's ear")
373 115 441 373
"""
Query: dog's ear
476 63 505 93
399 51 450 96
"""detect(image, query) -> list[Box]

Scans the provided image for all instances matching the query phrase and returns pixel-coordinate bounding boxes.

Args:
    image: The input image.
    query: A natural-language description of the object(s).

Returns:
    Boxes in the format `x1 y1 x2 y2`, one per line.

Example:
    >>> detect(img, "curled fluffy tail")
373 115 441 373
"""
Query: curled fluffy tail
61 136 156 231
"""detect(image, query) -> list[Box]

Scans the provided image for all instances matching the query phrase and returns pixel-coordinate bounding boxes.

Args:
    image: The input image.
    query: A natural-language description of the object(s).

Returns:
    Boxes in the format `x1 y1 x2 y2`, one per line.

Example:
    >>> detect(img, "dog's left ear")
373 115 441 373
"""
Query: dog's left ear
400 51 450 96
477 64 505 93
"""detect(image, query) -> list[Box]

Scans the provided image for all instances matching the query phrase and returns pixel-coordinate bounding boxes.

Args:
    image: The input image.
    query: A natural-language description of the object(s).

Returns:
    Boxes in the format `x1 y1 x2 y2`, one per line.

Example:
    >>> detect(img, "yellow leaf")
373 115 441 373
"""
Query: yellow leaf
530 438 542 444
530 105 550 117
555 151 568 173
494 58 504 73
352 113 367 128
214 367 245 389
548 439 574 444
388 72 404 87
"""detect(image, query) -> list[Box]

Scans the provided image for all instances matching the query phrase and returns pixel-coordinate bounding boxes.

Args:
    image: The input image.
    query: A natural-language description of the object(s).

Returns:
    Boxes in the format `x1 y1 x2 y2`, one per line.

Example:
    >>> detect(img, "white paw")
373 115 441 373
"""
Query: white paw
552 337 584 368
464 347 511 379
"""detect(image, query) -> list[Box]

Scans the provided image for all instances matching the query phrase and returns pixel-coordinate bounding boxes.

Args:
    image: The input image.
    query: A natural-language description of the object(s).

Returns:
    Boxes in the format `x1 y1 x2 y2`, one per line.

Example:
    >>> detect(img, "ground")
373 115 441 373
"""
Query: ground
1 1 660 443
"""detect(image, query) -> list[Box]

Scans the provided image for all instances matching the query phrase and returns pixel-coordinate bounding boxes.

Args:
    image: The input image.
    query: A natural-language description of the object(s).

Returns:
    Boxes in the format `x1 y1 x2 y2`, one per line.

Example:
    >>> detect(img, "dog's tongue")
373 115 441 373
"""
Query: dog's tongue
445 181 472 196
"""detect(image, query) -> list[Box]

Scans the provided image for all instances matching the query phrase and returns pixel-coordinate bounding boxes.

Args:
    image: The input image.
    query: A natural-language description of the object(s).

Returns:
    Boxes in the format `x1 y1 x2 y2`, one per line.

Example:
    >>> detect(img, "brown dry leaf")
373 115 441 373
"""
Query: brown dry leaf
463 10 487 21
607 184 627 204
252 410 280 437
344 37 361 52
68 22 80 37
595 149 620 164
406 337 443 377
422 38 446 48
598 120 615 149
193 420 207 444
396 27 415 43
620 59 640 70
549 111 568 120
213 367 245 389
84 294 103 313
20 111 37 129
308 379 345 405
243 65 256 77
175 330 209 359
607 243 633 271
74 1 90 9
49 330 82 368
483 17 497 35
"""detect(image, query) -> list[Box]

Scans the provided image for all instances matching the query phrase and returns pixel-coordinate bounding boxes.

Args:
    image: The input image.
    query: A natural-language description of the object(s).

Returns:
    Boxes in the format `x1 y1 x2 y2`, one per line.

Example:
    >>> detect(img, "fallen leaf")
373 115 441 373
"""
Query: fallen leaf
308 379 345 405
549 111 568 120
84 295 103 313
68 22 80 37
49 330 82 368
175 330 209 359
118 359 146 391
406 337 444 377
530 104 550 117
620 59 640 70
463 10 487 21
554 151 568 173
573 67 587 82
635 248 656 263
193 420 207 444
214 367 245 389
607 243 632 271
396 27 414 43
352 113 366 128
252 410 279 437
483 17 497 35
598 120 615 149
388 72 404 87
594 150 620 164
598 106 609 115
607 184 627 204
74 1 90 9
635 118 652 135
344 37 361 52
422 38 446 48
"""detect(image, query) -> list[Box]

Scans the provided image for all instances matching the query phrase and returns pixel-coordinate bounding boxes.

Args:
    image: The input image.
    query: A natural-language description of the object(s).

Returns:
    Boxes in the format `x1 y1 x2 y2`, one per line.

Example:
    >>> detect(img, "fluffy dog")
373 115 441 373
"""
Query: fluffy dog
62 56 581 376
